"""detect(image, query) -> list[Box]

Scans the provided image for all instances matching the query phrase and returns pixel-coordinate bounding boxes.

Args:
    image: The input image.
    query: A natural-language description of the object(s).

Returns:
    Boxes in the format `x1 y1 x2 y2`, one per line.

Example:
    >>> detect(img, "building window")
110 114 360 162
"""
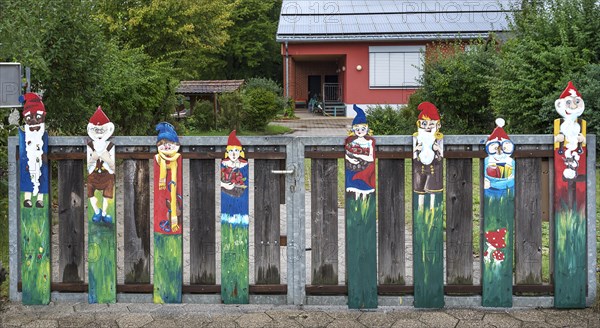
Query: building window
369 46 425 88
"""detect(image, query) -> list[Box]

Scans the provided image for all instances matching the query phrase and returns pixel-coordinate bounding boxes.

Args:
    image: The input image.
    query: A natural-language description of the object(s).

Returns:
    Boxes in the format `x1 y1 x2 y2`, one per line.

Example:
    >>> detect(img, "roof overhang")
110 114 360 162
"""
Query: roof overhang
277 32 495 43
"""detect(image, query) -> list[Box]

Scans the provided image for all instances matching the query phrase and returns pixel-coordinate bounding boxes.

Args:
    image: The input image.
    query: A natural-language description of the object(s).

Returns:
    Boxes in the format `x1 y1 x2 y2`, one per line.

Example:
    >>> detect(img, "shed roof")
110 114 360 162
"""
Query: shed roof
277 0 519 42
176 80 244 95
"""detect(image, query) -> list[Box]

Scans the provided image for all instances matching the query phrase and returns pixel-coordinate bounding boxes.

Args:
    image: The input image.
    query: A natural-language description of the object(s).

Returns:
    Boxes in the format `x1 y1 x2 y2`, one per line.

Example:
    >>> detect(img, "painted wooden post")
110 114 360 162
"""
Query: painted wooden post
482 118 515 307
18 93 51 304
553 81 587 308
412 102 444 309
344 105 377 309
153 122 183 303
86 106 117 304
221 130 249 304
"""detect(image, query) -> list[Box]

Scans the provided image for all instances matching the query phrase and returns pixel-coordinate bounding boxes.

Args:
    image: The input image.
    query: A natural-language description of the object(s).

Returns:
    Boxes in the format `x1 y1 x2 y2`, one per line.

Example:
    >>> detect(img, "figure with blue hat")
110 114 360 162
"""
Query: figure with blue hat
153 122 183 303
344 104 377 309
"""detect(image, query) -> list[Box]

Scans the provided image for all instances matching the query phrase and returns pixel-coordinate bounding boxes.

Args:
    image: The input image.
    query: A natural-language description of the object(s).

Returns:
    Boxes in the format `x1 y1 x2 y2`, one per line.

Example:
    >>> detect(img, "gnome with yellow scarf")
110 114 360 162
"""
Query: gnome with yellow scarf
154 122 183 234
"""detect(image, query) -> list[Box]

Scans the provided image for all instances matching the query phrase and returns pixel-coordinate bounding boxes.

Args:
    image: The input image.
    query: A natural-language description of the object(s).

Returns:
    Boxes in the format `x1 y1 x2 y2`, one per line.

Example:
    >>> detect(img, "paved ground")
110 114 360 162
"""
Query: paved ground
4 110 599 326
2 302 600 327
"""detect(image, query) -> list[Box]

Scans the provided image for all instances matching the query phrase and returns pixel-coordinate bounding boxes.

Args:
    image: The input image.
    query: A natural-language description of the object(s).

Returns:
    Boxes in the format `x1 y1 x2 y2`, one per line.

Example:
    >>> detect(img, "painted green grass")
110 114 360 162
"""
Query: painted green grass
554 202 586 308
345 193 377 309
413 192 444 308
221 223 249 304
20 194 50 304
153 233 183 303
482 190 514 308
87 191 116 304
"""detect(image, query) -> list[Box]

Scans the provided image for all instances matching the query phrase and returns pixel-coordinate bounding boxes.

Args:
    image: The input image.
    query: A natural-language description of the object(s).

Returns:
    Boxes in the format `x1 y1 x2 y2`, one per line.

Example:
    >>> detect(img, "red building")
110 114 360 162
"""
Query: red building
277 0 518 117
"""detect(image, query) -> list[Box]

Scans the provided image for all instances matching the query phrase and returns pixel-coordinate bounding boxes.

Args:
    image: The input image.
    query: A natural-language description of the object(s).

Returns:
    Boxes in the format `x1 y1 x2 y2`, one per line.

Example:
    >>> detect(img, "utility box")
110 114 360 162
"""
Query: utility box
0 63 22 108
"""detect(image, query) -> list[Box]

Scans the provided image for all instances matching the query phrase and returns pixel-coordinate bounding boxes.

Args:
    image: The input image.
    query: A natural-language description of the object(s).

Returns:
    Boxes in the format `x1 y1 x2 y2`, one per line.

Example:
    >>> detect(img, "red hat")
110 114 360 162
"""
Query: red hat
417 102 440 120
559 81 582 99
89 106 110 125
22 93 45 116
487 118 510 141
227 130 242 147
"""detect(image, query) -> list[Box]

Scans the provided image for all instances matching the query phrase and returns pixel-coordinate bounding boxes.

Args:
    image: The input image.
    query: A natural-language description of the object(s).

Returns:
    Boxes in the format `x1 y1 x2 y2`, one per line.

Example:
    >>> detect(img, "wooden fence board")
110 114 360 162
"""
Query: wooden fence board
123 159 150 284
254 159 281 284
377 158 405 285
190 159 216 285
58 160 85 283
311 158 338 285
515 156 543 285
446 156 473 285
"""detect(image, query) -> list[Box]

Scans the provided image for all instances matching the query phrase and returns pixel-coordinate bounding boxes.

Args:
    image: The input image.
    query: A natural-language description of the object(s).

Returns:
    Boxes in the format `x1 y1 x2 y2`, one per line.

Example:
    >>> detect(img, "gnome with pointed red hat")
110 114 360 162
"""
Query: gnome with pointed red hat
19 93 49 208
554 81 585 179
221 130 248 200
86 106 116 224
484 118 515 191
413 102 444 195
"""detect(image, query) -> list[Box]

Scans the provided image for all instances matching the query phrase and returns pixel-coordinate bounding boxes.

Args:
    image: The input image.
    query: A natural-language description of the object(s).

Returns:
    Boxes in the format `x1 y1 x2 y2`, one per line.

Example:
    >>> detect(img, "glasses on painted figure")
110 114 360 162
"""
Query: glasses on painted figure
485 140 514 155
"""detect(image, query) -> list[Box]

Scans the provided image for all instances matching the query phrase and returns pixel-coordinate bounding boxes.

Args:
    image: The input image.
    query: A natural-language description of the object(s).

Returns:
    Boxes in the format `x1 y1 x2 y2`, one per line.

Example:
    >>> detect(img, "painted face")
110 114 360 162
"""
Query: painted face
23 110 46 131
227 147 241 162
87 122 114 141
418 120 439 133
555 94 584 120
485 139 514 162
157 140 180 155
353 124 368 137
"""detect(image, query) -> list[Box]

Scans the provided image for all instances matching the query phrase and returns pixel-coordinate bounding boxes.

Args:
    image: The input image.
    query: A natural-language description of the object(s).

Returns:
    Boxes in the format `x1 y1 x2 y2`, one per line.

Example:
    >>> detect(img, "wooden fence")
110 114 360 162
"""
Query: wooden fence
7 135 597 306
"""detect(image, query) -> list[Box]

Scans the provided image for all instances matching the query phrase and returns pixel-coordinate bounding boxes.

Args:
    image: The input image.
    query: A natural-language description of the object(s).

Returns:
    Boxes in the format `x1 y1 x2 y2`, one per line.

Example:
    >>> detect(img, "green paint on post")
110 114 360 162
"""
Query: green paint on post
412 192 444 308
345 193 377 309
87 192 116 304
20 194 51 305
221 222 249 304
153 233 183 303
554 203 586 308
482 189 514 307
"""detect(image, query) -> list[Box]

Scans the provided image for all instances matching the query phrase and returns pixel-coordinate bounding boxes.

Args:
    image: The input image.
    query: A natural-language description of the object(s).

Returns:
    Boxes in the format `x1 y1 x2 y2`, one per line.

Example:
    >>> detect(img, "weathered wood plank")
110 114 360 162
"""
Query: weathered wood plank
254 159 281 284
190 158 216 285
377 158 405 285
123 159 150 284
311 158 338 285
515 156 542 285
58 160 85 283
446 156 473 285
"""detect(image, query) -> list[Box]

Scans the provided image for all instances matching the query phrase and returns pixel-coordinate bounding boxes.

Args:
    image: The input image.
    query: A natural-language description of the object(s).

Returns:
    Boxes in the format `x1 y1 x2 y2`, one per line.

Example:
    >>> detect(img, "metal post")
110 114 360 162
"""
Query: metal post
8 137 19 301
285 42 290 100
586 134 597 306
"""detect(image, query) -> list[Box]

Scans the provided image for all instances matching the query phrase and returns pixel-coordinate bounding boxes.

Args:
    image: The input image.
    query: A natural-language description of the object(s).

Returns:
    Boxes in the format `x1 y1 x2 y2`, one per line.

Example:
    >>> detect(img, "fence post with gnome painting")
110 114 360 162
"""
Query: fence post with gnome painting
86 107 117 304
19 93 51 304
344 105 377 309
553 81 587 308
153 122 183 303
412 102 444 309
220 130 250 304
482 118 515 307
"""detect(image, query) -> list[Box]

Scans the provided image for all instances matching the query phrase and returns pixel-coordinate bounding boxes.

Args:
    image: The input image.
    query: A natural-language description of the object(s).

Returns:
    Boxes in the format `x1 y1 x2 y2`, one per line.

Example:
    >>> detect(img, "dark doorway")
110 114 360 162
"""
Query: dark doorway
324 75 338 84
308 75 321 100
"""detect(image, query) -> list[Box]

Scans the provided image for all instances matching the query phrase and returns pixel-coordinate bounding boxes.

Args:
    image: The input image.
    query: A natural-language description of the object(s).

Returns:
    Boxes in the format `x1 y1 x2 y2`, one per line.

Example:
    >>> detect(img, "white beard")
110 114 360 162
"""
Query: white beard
24 123 45 196
417 130 436 165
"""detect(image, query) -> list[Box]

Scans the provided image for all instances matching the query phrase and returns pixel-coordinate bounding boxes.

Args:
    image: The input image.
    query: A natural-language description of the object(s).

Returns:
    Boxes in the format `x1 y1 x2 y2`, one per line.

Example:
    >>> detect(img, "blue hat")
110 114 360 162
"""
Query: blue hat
352 104 367 126
156 122 179 143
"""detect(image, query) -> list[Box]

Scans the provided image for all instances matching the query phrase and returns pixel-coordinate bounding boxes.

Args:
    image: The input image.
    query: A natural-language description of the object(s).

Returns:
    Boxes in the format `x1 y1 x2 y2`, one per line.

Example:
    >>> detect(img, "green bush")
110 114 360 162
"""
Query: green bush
245 77 282 95
189 100 216 132
218 92 245 131
366 105 410 135
242 88 279 131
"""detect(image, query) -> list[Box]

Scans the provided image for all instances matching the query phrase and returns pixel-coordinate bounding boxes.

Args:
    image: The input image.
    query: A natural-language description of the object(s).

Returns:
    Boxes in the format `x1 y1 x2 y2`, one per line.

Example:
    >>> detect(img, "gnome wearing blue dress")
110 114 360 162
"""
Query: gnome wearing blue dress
345 105 376 198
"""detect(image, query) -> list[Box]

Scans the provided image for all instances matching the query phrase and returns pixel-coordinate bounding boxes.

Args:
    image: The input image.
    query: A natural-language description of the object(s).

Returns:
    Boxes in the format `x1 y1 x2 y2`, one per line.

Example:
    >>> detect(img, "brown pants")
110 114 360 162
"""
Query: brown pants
87 171 115 198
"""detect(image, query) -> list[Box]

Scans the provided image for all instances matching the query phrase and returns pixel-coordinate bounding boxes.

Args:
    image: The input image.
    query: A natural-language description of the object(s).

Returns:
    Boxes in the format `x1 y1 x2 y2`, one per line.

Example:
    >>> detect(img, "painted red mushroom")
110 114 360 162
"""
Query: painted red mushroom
485 228 507 249
492 250 505 262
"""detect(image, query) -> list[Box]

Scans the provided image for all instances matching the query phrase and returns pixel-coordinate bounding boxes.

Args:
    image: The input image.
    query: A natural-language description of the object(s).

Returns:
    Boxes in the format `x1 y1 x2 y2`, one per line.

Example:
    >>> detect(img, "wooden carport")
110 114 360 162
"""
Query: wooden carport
175 80 244 117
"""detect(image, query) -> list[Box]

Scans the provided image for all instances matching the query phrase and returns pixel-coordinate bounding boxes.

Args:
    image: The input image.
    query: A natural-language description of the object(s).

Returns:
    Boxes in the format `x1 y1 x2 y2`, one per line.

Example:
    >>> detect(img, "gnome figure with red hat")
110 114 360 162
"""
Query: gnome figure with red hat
554 81 586 180
483 118 515 191
413 102 444 207
221 130 248 199
19 93 49 208
86 106 116 224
